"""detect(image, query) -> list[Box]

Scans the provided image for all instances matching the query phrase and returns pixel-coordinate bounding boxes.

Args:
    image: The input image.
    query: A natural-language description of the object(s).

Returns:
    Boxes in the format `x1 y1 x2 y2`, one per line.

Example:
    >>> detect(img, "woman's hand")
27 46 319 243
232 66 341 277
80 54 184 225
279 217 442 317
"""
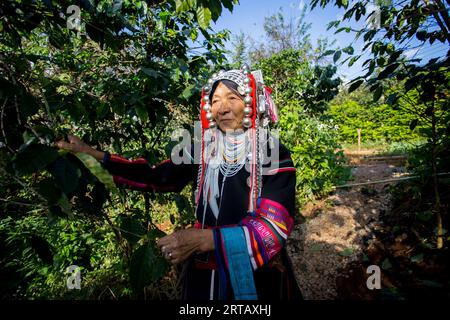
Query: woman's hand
156 228 214 265
55 135 105 161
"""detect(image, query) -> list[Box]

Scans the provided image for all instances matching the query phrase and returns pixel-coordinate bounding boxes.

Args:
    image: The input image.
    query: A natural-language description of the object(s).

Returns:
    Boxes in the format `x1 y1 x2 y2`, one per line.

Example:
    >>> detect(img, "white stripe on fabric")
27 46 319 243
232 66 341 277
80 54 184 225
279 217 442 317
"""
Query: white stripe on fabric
260 216 288 240
210 270 215 300
243 226 258 270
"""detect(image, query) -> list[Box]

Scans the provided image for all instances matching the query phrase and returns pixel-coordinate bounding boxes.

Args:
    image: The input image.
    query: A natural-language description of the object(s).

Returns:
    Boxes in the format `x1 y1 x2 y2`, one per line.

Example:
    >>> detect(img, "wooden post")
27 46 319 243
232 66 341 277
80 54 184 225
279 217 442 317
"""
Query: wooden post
357 129 361 153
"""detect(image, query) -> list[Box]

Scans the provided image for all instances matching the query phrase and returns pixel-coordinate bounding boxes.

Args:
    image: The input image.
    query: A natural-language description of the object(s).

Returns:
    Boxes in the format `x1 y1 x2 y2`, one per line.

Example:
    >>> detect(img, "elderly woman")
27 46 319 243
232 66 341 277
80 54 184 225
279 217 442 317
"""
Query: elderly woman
56 65 302 300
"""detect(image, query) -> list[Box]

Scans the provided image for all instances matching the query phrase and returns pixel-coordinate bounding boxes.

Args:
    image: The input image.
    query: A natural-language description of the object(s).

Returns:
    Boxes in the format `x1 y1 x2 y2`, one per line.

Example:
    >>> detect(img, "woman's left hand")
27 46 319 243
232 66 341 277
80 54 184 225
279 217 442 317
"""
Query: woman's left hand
156 228 214 264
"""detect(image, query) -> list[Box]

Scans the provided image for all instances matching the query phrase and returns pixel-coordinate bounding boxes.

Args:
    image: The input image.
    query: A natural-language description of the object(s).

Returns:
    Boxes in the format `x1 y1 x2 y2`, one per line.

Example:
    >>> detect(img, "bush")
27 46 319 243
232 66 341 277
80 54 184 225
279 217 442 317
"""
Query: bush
328 100 422 144
277 101 350 207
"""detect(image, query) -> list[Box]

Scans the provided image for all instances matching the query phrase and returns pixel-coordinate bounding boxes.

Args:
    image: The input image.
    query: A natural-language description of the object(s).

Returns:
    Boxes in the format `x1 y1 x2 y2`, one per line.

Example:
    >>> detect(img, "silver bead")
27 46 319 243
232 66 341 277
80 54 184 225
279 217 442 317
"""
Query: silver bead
206 112 213 121
203 96 210 103
209 121 216 129
204 85 211 92
245 87 252 94
243 117 251 128
244 96 252 105
203 103 211 112
242 69 249 75
242 64 249 70
244 107 252 116
212 73 218 78
244 77 250 84
208 78 214 85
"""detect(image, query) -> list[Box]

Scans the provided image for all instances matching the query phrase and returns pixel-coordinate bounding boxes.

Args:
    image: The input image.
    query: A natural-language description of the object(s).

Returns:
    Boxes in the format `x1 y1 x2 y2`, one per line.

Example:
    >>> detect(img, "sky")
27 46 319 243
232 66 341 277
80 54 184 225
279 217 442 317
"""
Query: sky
212 0 348 46
209 0 449 83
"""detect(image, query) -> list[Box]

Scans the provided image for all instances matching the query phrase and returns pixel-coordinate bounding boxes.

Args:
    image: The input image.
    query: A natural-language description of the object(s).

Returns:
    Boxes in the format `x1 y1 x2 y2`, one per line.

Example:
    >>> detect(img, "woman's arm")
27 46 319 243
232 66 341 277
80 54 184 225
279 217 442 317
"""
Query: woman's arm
56 135 197 192
55 135 105 160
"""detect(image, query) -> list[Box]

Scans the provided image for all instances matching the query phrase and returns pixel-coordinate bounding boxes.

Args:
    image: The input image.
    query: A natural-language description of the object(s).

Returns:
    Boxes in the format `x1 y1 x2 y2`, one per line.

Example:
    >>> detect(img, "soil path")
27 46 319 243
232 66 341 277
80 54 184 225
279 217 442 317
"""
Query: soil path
287 150 408 299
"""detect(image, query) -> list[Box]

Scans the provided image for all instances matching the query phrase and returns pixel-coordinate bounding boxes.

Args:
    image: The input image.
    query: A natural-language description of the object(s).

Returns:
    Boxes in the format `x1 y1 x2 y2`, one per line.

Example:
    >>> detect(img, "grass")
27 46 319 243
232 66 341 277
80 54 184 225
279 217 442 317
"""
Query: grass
341 139 427 156
379 139 427 156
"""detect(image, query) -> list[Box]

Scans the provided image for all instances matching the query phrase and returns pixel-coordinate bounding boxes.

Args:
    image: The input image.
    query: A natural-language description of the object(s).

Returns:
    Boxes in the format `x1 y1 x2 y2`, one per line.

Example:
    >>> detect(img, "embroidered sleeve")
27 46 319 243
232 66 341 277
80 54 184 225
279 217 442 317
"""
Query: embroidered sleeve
101 147 197 192
214 171 296 272
241 197 294 269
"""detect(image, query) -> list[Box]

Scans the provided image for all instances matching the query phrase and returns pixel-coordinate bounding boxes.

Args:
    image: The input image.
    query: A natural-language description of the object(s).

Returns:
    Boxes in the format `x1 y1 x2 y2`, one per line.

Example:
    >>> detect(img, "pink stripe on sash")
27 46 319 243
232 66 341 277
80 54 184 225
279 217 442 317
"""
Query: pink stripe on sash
257 198 294 234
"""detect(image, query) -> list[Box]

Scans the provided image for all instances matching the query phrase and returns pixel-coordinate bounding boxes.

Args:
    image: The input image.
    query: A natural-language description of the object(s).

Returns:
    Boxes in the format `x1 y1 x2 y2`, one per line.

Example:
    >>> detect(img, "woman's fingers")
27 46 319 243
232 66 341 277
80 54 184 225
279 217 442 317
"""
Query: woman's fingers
159 244 177 262
54 135 88 154
67 135 82 144
55 140 75 151
157 236 173 259
157 232 192 264
156 235 171 248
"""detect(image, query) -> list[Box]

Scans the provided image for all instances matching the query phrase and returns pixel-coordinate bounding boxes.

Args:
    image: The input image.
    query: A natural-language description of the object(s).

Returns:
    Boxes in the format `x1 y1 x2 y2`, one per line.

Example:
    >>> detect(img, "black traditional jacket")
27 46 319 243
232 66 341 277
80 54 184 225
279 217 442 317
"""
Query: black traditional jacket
102 138 302 300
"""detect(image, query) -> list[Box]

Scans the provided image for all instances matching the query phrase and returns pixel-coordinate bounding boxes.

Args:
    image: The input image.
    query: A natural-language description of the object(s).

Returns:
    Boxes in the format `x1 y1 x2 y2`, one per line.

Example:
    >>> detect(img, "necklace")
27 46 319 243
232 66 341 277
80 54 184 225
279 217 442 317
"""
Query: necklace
218 130 248 177
202 129 251 220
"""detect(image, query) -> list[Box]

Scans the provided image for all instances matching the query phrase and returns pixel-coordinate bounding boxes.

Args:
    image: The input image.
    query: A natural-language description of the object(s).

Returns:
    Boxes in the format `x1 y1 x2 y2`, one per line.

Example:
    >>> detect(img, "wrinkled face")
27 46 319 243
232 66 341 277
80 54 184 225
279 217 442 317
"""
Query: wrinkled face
211 82 245 131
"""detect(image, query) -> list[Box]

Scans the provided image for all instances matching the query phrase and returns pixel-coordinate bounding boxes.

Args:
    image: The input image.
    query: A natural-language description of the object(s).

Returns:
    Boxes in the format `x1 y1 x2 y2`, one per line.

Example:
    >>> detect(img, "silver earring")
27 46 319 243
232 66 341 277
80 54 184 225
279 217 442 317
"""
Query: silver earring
203 82 215 129
242 64 252 128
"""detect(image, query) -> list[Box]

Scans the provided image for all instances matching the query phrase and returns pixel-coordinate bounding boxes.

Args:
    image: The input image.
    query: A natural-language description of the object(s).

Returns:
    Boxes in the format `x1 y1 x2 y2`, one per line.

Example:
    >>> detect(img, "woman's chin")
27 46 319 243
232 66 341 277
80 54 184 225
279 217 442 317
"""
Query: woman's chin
218 122 234 131
218 121 245 132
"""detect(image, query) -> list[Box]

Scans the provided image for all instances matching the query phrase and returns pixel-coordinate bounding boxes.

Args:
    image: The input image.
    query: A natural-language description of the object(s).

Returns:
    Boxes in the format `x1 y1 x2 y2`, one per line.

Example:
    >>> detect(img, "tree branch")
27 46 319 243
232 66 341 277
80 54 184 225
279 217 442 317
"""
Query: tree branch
434 0 450 37
0 98 15 154
424 0 450 44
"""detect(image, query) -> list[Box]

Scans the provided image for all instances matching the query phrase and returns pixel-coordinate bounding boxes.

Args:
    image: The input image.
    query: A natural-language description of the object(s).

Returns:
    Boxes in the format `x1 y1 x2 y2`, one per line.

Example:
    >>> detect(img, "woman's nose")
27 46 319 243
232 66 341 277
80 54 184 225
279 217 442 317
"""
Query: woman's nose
218 101 230 114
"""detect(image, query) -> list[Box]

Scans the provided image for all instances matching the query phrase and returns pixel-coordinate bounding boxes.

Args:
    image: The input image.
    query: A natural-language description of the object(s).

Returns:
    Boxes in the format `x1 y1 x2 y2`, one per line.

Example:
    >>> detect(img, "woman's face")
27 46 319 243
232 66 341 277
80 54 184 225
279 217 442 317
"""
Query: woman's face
211 82 245 131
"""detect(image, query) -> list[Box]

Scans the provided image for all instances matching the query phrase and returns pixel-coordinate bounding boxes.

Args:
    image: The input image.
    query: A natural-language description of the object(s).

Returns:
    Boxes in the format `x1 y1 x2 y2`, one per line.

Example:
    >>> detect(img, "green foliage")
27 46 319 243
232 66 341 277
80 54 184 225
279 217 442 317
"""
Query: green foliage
129 241 168 294
278 101 350 206
387 139 430 156
13 144 59 176
302 64 342 114
118 215 146 245
229 32 250 67
241 7 349 208
0 0 237 299
256 49 341 115
256 49 312 106
75 153 116 190
261 6 312 55
314 0 450 251
0 215 128 299
312 0 450 106
328 96 422 144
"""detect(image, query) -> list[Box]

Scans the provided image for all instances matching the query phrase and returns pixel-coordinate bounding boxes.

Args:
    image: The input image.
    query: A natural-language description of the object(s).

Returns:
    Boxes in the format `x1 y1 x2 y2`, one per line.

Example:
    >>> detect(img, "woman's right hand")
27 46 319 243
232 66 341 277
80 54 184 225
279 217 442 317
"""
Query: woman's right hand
55 135 90 153
55 135 105 161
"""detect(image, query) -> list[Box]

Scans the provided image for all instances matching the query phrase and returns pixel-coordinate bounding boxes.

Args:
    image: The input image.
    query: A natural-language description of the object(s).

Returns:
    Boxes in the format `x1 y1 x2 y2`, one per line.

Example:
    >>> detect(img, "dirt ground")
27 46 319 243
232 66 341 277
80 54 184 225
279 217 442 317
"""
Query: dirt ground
287 152 409 299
